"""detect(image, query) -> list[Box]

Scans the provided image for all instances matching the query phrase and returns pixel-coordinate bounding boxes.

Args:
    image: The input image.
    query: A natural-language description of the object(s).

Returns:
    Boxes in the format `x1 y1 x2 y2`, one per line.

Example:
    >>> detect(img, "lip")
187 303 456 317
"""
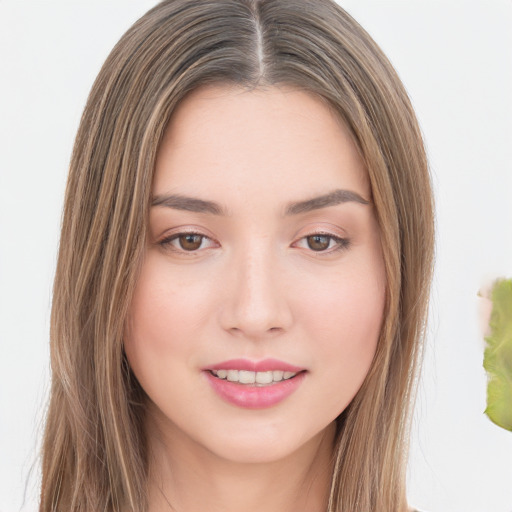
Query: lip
203 358 306 410
204 371 306 409
204 358 304 373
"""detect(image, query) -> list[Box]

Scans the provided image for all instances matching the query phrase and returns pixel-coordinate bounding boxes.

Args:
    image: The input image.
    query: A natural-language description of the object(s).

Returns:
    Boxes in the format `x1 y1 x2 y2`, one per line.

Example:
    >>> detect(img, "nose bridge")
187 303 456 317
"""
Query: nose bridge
221 238 292 337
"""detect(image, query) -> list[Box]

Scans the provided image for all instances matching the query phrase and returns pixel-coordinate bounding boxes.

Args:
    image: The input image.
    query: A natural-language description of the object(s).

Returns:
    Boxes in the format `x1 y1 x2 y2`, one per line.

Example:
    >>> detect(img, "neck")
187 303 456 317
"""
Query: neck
146 412 336 512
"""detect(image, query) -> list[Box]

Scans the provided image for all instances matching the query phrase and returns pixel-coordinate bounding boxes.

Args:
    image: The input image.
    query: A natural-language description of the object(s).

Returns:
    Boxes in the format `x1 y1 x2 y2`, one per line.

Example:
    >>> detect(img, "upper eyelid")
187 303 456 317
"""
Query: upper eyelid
160 232 214 243
157 226 215 241
158 229 344 240
299 229 342 237
293 233 349 247
293 226 348 241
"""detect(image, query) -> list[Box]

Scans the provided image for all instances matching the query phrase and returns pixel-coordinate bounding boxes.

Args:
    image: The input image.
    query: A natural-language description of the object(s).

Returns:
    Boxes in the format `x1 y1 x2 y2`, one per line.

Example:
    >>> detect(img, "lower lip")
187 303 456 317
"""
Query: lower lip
204 371 306 409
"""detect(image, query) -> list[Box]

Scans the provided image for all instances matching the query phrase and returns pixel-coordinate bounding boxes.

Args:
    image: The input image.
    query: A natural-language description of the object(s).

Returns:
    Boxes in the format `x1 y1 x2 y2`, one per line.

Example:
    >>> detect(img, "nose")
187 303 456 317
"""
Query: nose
219 244 293 339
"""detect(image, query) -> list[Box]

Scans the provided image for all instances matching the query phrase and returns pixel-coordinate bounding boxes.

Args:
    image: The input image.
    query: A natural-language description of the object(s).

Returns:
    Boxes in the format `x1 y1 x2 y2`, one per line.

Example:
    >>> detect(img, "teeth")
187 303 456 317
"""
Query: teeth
210 369 298 385
255 371 273 384
273 370 284 381
227 370 239 382
239 370 256 384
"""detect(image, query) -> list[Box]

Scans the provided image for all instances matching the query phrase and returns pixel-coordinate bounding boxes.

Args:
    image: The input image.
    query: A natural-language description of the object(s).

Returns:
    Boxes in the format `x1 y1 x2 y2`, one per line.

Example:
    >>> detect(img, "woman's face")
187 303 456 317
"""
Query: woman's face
124 85 386 464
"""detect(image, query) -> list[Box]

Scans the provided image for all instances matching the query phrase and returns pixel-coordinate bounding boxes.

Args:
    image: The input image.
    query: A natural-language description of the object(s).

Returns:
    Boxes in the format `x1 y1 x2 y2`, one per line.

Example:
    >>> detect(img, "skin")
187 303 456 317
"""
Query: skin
124 85 387 512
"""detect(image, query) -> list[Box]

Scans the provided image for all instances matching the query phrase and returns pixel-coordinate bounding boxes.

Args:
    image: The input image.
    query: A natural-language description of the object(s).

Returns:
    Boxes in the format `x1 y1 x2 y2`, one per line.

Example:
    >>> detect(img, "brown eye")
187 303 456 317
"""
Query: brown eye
158 231 217 253
178 234 204 251
293 233 350 254
306 235 331 251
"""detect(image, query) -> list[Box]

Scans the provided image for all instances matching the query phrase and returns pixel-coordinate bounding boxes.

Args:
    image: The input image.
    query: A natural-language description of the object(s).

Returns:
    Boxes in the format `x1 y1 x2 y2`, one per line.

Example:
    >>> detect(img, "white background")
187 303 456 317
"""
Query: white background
1 1 511 511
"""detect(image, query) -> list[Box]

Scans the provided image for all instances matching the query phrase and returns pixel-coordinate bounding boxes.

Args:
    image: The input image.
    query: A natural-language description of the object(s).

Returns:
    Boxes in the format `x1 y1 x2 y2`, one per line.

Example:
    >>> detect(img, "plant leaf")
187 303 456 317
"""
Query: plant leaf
483 278 512 432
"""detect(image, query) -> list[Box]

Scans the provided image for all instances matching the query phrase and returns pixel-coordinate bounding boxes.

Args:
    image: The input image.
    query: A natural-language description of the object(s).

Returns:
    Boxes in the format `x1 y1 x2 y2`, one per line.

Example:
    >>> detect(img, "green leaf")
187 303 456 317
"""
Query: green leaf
483 278 512 432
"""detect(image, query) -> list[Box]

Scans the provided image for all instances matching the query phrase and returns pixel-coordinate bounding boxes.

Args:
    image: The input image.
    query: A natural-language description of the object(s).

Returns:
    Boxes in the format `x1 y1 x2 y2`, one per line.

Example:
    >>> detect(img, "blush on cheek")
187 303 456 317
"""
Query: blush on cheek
305 267 385 380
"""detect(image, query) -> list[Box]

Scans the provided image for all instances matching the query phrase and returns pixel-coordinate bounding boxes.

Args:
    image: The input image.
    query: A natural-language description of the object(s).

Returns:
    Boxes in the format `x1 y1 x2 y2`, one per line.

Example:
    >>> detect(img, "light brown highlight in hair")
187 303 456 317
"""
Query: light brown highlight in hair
40 1 434 510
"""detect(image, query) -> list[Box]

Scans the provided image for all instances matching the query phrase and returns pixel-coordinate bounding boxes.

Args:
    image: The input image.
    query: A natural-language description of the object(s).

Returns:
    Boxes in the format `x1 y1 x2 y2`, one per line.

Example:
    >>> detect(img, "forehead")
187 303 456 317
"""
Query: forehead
153 84 370 202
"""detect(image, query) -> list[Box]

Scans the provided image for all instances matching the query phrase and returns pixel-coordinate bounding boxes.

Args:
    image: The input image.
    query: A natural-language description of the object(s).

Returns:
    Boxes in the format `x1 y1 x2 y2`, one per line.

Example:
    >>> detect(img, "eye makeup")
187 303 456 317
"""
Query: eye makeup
156 228 351 257
295 233 351 253
157 230 219 253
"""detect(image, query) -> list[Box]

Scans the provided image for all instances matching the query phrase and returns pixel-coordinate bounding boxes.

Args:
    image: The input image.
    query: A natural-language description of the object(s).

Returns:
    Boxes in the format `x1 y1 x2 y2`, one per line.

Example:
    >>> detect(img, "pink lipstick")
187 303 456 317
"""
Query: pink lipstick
203 358 306 409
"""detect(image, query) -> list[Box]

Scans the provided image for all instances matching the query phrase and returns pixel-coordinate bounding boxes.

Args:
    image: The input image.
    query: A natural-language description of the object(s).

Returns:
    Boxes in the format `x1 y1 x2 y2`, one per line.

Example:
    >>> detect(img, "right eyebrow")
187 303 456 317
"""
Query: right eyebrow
284 189 370 215
151 193 228 216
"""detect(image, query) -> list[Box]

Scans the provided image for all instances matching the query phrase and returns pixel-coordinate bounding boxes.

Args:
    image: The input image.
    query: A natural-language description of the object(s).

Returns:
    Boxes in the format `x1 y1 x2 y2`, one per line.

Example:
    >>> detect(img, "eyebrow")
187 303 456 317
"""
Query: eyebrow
285 189 370 215
151 194 227 215
150 189 370 216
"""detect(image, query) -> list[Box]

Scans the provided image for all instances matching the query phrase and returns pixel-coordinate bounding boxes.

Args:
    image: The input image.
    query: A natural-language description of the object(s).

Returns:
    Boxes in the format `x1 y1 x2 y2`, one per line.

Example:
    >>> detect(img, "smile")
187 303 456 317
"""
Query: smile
209 369 298 385
204 359 306 409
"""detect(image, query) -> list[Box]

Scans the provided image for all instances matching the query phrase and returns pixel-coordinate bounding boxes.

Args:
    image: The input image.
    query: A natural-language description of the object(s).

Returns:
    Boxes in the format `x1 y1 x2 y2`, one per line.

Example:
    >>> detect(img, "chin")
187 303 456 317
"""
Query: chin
200 421 335 465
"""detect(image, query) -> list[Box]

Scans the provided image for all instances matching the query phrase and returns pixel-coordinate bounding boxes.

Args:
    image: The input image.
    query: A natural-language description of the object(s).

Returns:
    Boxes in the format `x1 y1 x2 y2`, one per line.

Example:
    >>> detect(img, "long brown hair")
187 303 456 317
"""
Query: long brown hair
40 1 434 510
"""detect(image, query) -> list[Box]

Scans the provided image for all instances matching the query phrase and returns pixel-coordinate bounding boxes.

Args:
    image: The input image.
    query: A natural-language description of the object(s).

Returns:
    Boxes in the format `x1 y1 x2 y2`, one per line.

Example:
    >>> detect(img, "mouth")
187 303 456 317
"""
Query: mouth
203 358 306 408
208 369 301 386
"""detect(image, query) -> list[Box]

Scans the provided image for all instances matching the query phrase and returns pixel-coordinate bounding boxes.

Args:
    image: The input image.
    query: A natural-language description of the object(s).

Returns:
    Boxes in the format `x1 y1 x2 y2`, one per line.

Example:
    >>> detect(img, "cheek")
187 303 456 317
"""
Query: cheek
301 254 385 336
123 254 211 386
309 282 383 354
297 255 386 399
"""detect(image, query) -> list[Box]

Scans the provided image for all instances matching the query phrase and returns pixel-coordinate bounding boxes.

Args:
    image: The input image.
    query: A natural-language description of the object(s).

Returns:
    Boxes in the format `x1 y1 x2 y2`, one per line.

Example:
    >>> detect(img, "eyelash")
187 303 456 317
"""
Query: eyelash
158 230 351 255
293 232 351 253
158 231 218 253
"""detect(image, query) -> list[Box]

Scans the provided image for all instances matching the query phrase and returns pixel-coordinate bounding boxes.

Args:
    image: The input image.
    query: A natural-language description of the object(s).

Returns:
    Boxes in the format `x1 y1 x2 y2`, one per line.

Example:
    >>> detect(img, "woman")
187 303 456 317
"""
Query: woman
40 0 434 511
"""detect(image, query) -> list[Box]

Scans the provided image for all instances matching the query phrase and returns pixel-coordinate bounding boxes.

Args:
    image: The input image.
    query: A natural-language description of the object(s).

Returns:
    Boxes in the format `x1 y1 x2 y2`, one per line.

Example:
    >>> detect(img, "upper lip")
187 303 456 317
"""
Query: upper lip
204 358 304 373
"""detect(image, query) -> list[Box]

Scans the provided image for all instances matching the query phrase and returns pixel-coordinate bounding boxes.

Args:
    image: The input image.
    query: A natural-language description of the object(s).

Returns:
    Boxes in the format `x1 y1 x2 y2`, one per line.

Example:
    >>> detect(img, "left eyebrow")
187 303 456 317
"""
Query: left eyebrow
284 189 370 215
151 193 227 215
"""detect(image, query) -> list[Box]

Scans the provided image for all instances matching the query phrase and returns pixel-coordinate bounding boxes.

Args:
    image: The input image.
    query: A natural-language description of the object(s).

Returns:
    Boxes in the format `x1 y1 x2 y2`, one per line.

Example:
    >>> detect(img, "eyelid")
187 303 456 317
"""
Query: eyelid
155 225 350 254
291 227 351 254
157 227 219 253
